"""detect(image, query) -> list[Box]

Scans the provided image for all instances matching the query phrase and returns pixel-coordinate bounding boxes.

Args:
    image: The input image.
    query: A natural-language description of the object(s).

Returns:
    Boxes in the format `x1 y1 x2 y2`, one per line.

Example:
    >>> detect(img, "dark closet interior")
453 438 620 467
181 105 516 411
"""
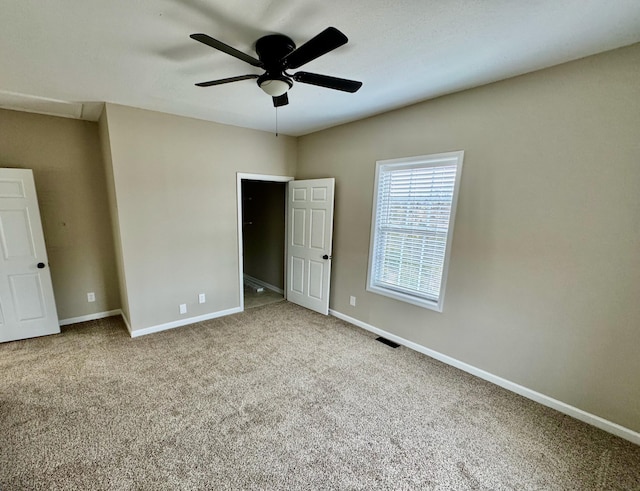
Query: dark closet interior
241 179 287 293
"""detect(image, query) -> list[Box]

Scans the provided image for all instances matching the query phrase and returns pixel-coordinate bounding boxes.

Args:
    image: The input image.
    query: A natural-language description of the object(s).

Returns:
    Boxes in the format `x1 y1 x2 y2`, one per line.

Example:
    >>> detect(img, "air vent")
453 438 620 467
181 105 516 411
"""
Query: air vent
376 337 400 348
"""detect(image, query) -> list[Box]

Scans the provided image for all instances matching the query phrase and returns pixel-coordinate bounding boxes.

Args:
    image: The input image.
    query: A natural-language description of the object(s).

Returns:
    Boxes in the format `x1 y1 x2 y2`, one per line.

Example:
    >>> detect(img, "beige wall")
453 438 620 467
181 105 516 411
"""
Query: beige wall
98 109 130 322
297 44 640 432
0 109 120 319
242 180 286 290
103 104 296 331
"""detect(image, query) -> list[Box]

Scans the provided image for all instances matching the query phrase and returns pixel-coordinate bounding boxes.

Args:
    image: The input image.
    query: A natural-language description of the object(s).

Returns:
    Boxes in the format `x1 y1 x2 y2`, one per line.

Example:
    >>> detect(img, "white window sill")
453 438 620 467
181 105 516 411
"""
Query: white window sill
366 284 443 312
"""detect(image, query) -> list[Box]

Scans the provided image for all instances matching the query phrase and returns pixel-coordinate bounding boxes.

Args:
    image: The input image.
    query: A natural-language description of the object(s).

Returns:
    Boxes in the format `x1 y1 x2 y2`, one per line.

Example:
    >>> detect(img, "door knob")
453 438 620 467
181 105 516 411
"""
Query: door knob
37 262 45 269
322 254 332 260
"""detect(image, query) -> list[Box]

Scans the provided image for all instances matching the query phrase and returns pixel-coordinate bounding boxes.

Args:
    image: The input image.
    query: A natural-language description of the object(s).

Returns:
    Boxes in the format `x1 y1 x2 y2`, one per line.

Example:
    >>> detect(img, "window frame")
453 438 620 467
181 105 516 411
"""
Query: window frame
366 151 464 312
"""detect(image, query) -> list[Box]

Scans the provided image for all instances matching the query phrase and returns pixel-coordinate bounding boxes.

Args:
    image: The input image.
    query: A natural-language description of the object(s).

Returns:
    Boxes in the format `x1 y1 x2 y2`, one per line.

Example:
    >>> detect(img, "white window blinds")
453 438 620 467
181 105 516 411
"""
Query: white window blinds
368 152 463 311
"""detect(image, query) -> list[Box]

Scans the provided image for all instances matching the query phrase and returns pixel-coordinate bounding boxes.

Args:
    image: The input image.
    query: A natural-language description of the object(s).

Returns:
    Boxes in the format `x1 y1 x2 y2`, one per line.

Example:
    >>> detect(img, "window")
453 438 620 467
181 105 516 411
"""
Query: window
367 151 464 312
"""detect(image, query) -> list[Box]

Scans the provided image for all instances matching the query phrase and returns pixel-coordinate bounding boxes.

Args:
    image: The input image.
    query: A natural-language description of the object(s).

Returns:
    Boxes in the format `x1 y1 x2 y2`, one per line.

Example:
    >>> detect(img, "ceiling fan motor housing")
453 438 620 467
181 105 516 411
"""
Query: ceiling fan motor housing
255 34 297 94
255 34 296 67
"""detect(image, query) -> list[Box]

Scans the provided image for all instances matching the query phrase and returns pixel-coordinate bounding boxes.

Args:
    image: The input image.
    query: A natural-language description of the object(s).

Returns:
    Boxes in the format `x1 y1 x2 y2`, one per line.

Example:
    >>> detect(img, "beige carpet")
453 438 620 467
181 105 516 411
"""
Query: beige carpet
1 302 639 490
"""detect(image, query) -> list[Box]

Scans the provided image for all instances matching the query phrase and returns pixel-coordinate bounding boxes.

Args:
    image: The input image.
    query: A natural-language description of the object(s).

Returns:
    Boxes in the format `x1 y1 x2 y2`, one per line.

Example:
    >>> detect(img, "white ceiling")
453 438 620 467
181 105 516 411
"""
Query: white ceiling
1 0 639 136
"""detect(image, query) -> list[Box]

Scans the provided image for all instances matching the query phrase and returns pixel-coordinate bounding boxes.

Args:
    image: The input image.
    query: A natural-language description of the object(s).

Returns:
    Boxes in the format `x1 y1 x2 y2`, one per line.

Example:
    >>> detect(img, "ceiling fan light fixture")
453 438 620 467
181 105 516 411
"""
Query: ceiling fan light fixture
258 77 292 97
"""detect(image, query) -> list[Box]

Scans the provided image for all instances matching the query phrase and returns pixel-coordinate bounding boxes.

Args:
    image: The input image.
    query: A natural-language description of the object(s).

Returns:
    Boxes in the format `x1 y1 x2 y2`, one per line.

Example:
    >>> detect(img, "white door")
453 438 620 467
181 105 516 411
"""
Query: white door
0 168 59 343
286 178 335 315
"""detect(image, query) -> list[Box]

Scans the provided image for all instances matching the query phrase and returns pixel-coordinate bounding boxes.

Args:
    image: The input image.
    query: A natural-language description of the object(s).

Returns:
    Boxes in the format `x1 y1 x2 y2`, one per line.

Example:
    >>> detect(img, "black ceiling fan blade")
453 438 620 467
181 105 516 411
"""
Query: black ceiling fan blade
273 93 289 107
195 75 259 87
293 72 362 93
190 33 263 67
283 27 348 69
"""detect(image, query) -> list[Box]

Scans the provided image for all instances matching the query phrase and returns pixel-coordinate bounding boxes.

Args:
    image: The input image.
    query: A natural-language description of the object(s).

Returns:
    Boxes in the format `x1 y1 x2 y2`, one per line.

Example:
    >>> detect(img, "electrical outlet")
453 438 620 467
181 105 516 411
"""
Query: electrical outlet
87 292 96 303
198 293 206 304
179 304 187 314
350 295 356 306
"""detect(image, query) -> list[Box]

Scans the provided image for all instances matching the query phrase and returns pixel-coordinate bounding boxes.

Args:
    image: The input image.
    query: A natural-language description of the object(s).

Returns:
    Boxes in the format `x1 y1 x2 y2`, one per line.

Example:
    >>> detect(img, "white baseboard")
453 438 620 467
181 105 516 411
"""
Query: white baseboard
59 309 122 326
129 306 243 338
243 274 284 295
329 309 640 446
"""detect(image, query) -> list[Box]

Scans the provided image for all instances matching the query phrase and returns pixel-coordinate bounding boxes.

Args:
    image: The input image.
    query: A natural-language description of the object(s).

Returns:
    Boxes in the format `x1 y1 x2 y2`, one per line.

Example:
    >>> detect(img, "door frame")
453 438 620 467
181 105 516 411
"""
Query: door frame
236 173 294 312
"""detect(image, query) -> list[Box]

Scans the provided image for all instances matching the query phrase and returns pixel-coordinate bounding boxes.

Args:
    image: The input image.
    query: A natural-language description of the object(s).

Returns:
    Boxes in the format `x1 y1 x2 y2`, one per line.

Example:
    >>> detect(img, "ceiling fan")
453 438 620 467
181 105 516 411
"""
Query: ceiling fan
190 27 363 107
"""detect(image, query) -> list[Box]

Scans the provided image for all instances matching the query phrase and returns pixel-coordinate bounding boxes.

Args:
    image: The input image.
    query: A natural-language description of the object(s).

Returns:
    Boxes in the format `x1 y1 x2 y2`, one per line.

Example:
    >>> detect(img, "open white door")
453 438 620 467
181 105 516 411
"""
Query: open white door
0 168 59 343
286 178 334 315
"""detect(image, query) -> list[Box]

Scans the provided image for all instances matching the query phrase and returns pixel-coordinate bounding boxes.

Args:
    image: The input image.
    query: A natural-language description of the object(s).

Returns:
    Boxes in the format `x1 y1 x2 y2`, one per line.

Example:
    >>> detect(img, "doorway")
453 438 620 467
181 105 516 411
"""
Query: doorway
236 173 336 315
237 173 292 310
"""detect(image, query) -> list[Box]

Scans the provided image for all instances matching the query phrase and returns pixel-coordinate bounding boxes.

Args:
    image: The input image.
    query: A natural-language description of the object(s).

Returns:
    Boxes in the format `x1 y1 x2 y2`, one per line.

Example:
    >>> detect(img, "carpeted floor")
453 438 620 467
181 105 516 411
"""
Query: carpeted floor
1 302 639 490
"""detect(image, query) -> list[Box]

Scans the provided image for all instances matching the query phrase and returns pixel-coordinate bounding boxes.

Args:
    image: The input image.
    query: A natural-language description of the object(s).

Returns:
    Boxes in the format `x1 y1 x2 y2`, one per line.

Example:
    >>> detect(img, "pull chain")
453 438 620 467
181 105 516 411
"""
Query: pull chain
275 106 278 137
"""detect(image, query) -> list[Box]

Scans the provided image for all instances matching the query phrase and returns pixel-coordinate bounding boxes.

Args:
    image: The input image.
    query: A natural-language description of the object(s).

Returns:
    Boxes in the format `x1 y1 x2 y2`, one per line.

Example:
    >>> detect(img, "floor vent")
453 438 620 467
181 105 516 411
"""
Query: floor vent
376 337 400 348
